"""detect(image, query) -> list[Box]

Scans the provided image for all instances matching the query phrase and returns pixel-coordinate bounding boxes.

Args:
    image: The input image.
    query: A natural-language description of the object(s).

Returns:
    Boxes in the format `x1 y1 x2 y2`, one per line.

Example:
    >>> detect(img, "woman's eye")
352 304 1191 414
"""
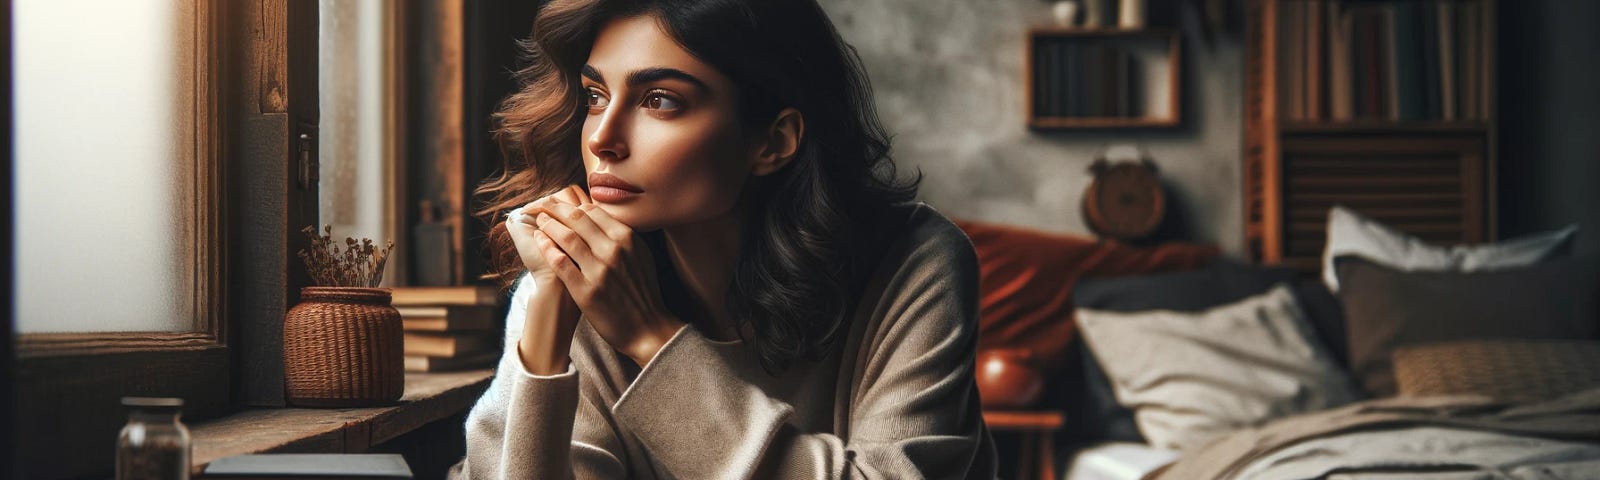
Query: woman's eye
585 88 609 109
643 92 681 111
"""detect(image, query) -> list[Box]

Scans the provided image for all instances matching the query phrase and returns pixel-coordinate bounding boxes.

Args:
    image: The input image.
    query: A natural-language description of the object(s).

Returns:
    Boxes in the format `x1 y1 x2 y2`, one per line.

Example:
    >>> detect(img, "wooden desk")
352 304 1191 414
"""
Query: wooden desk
984 410 1066 480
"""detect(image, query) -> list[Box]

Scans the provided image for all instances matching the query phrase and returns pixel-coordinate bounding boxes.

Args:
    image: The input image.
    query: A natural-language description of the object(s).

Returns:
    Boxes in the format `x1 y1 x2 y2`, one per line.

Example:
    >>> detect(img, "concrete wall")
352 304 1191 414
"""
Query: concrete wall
818 0 1247 256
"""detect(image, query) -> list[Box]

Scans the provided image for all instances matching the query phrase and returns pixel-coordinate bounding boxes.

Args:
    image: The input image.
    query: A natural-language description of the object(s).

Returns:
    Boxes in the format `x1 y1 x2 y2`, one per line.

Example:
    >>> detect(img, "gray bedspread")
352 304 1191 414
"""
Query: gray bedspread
1154 388 1600 479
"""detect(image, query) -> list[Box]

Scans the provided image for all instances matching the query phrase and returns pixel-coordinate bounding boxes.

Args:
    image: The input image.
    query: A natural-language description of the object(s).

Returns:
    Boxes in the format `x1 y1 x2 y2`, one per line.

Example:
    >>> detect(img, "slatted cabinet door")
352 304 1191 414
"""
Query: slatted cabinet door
1275 134 1487 270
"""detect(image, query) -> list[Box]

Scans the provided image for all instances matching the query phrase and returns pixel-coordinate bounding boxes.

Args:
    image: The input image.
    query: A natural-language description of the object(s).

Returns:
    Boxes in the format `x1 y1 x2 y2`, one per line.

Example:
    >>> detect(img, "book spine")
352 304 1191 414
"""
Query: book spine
1420 0 1440 121
1307 0 1324 121
1289 1 1304 121
1358 10 1381 119
1116 48 1132 118
1380 5 1399 121
1462 2 1480 120
1393 2 1423 121
1329 1 1353 121
1033 36 1047 119
1065 42 1081 117
1439 1 1456 121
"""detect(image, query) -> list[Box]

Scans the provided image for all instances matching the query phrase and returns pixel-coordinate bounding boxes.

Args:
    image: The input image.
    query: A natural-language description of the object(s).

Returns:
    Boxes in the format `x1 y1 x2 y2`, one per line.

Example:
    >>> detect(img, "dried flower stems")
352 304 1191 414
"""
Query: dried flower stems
298 225 396 288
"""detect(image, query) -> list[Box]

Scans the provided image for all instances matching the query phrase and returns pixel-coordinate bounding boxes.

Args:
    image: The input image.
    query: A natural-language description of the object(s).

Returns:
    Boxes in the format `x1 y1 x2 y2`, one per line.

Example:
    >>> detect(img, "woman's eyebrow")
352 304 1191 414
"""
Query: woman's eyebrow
581 64 709 95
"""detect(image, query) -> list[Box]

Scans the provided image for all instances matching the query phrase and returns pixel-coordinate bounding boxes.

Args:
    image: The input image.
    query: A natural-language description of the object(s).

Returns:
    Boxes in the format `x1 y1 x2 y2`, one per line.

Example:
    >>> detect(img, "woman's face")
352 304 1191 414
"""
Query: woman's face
579 14 753 231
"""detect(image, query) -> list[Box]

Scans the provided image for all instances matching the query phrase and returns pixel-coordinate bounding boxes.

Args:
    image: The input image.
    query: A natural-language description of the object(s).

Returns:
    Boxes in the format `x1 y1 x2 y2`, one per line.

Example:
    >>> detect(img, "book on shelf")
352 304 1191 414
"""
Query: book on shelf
1084 44 1104 117
1114 47 1140 118
1068 41 1081 116
1043 39 1056 117
1328 1 1354 121
390 284 502 307
397 305 496 332
1438 0 1456 120
1392 1 1424 121
1460 1 1480 120
1279 0 1487 124
403 331 495 358
404 351 499 372
202 453 412 479
1379 4 1400 121
1307 0 1324 120
1419 0 1440 120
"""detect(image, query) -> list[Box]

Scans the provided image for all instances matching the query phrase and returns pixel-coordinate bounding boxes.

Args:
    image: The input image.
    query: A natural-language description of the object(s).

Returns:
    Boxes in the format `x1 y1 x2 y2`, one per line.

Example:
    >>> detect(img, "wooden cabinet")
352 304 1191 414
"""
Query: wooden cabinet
1027 28 1181 129
1243 0 1497 267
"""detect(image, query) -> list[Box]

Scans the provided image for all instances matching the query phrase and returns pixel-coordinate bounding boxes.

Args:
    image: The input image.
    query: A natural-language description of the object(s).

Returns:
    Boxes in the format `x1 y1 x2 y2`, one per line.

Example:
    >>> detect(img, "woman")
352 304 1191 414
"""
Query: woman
455 0 996 477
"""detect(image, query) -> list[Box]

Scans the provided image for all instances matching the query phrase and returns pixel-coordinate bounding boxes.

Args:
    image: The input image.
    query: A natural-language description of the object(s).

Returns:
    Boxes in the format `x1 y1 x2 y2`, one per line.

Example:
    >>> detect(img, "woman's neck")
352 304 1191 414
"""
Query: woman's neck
661 209 742 341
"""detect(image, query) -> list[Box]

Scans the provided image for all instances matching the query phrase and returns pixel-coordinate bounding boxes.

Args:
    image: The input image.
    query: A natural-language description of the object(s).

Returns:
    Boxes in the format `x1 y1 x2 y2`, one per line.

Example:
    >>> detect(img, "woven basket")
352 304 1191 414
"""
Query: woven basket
283 287 404 407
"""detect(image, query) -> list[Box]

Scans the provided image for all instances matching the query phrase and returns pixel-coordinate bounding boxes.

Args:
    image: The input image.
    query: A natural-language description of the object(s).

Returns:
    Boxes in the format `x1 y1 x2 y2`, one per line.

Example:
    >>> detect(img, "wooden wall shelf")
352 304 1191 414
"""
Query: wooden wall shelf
1026 28 1181 130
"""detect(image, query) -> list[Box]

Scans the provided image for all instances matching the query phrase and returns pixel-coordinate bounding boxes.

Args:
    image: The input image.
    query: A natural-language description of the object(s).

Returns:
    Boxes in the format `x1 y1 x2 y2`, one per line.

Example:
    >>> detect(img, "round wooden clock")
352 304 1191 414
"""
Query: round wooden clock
1081 158 1166 241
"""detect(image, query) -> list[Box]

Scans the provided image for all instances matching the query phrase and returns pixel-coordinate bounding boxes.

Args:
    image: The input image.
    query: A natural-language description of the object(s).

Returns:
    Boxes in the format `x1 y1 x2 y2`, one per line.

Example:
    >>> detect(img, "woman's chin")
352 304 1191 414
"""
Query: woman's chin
594 204 655 232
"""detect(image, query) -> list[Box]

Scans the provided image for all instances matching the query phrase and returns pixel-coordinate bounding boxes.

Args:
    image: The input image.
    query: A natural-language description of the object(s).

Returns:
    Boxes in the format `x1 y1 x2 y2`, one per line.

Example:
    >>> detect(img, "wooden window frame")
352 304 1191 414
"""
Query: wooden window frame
14 2 227 476
16 0 226 356
15 1 320 477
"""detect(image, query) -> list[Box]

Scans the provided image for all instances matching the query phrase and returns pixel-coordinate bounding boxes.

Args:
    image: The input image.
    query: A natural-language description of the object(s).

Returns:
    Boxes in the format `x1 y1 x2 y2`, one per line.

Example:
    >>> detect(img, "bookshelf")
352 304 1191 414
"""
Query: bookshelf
1026 28 1181 129
1244 0 1497 269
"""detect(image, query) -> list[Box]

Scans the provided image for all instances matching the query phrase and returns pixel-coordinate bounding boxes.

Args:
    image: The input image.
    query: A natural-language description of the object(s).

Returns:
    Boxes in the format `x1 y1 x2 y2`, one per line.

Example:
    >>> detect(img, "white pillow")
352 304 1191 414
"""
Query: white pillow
1076 285 1359 451
1321 205 1577 292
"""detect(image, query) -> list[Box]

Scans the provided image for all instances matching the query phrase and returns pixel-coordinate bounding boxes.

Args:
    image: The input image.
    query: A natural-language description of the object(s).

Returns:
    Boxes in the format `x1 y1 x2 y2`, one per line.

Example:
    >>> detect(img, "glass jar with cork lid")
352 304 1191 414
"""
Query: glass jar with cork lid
117 397 191 480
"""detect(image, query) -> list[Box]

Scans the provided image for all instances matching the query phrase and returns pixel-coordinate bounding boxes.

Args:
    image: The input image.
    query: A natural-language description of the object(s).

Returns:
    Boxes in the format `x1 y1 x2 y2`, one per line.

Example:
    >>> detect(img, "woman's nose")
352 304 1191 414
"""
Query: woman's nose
586 108 629 162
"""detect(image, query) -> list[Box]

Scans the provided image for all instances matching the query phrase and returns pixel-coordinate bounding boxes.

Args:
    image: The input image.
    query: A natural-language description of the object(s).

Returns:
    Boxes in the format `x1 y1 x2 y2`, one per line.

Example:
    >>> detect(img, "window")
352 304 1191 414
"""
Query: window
13 1 319 477
319 0 405 287
15 1 206 334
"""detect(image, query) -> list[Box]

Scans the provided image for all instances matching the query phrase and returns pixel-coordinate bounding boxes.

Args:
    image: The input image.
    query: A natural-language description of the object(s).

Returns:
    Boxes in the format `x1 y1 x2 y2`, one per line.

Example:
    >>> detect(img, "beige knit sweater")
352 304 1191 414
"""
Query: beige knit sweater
451 203 997 479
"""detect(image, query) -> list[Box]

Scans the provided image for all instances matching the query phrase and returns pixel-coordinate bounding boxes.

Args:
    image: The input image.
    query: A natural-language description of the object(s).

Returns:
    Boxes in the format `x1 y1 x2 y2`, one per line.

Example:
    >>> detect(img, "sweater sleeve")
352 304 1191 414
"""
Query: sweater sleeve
610 223 996 479
452 274 629 480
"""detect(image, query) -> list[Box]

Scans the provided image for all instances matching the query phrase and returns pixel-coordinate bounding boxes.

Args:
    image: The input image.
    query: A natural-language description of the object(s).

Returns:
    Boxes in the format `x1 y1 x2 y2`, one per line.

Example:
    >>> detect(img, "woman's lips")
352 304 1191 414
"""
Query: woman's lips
588 172 641 203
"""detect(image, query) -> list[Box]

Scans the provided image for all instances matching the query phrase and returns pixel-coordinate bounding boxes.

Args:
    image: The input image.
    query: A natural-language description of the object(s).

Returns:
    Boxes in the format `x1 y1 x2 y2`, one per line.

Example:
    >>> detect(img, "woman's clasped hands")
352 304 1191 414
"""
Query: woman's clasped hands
506 185 685 369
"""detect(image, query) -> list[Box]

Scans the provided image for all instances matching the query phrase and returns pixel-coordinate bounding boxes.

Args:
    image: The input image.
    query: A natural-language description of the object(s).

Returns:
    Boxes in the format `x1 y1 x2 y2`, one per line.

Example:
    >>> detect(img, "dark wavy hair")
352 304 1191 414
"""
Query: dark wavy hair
475 0 918 374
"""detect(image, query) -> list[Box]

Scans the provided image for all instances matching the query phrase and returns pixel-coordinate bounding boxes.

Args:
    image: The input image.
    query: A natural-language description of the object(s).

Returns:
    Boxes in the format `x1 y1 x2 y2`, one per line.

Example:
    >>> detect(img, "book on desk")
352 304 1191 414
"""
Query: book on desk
392 285 505 372
202 453 412 479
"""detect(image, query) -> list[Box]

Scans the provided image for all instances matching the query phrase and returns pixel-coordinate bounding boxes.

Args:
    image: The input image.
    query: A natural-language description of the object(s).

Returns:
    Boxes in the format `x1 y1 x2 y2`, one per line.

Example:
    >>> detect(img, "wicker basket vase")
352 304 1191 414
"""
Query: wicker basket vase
283 287 405 407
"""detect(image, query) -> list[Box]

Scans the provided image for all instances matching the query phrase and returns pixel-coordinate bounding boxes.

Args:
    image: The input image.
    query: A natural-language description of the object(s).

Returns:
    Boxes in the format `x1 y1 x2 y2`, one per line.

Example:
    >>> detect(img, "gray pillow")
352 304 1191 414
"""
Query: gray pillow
1337 255 1600 397
1077 285 1359 451
1320 205 1577 292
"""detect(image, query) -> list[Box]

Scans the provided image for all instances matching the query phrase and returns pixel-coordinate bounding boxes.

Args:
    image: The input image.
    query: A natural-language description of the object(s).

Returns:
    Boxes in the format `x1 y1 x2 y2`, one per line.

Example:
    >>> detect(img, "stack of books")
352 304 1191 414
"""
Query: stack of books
392 285 504 372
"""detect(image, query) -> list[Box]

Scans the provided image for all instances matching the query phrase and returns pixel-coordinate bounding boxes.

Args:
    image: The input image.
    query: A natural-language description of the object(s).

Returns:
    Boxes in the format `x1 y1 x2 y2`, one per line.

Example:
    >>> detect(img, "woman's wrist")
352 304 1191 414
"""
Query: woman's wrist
518 273 581 375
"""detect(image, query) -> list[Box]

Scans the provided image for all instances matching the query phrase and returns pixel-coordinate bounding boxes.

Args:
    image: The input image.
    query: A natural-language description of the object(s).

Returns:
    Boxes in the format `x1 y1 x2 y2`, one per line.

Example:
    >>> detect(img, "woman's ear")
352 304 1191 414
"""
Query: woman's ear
750 108 804 176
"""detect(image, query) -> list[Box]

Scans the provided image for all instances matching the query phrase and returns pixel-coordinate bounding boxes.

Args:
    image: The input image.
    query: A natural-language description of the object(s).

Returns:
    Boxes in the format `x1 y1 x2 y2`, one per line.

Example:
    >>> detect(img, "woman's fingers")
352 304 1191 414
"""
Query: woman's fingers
543 202 613 260
532 208 599 273
533 229 582 285
569 184 594 205
553 184 586 206
576 203 636 245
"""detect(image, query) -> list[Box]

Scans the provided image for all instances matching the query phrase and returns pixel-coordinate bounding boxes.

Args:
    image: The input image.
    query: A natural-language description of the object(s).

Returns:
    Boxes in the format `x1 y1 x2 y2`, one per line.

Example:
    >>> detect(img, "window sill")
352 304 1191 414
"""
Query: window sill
189 369 494 473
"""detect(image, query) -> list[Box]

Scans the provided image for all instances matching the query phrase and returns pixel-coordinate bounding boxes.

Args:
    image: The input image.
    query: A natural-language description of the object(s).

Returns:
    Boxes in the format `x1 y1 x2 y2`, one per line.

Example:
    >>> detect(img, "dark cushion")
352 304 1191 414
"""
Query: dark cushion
1293 278 1348 364
1337 255 1600 397
954 219 1217 370
1063 260 1347 444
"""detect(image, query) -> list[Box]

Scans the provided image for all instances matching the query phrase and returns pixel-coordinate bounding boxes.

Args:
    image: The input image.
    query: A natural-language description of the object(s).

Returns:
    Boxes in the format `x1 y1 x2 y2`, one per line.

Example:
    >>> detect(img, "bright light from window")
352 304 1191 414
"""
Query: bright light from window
14 0 197 333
